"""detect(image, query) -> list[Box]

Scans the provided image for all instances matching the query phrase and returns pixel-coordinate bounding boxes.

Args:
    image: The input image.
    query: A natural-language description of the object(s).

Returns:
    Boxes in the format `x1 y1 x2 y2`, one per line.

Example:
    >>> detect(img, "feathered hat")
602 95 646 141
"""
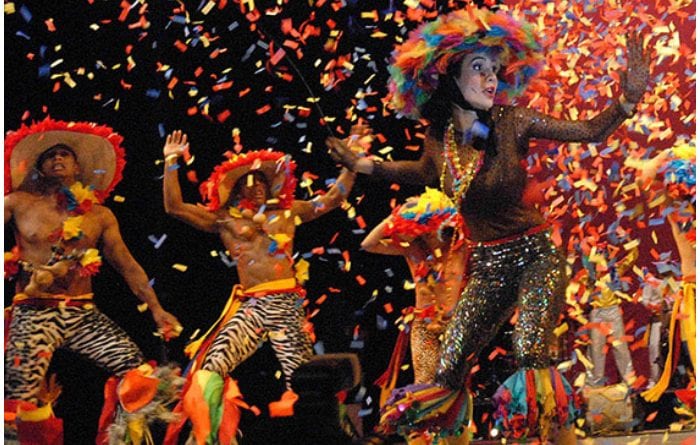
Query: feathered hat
383 187 463 240
5 117 126 201
199 150 297 210
662 143 696 201
387 7 544 119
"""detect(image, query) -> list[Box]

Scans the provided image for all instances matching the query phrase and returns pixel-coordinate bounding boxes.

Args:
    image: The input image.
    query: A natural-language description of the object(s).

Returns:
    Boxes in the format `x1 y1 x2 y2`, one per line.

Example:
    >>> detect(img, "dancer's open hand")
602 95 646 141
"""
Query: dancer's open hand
621 32 651 104
163 130 190 161
345 121 374 152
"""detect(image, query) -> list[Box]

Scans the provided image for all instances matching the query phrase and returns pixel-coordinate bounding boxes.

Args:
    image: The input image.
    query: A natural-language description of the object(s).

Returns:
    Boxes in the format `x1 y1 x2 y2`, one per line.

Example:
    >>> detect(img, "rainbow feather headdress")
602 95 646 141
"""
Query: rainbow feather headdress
383 187 462 240
387 7 544 119
663 143 696 201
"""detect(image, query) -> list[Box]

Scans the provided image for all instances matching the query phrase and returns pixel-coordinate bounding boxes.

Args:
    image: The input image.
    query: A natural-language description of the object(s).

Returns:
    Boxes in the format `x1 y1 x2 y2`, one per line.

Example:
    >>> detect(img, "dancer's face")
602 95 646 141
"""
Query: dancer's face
39 145 80 182
454 51 500 111
240 173 269 206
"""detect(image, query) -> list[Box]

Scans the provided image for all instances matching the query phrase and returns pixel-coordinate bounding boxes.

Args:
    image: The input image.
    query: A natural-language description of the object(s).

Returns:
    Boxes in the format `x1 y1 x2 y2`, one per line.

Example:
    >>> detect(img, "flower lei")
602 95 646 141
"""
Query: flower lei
77 247 103 277
52 182 103 275
57 182 99 241
4 246 21 279
5 182 103 280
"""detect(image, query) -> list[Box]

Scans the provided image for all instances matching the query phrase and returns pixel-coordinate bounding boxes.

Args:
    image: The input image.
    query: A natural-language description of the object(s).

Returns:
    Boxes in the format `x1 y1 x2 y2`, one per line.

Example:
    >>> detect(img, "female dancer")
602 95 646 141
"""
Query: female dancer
326 6 649 442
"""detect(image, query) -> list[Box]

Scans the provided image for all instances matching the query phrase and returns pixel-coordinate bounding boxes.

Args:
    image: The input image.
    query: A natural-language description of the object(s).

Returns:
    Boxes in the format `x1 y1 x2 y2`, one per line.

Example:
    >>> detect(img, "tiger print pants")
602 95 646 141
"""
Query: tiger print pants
5 304 144 404
200 291 313 388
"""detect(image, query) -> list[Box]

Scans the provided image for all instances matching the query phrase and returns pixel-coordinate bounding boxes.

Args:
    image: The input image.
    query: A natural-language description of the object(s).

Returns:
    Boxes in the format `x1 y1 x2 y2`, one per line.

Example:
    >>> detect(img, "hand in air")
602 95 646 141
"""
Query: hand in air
621 32 651 104
344 121 374 152
163 130 191 161
326 120 375 171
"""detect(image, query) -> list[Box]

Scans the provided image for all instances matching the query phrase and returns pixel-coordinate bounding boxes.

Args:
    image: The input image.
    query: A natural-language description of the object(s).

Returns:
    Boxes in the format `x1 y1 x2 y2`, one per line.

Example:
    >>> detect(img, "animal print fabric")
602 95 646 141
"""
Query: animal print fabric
201 291 313 388
5 304 144 403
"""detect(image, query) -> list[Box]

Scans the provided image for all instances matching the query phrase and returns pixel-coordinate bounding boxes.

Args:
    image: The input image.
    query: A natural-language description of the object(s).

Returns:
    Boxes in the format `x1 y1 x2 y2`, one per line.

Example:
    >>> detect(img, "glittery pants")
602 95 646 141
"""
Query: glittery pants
435 230 567 389
586 305 634 386
410 316 442 384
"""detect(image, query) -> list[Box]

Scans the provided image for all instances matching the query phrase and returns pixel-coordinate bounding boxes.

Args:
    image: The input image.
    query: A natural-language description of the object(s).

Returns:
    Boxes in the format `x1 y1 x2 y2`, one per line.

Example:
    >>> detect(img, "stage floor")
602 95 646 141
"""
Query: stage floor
471 429 695 444
577 430 695 445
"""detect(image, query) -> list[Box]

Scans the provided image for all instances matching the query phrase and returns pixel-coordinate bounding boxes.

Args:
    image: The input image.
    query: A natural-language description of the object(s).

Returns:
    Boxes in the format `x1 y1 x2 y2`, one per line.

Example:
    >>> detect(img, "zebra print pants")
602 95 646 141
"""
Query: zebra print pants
201 291 313 388
5 303 144 404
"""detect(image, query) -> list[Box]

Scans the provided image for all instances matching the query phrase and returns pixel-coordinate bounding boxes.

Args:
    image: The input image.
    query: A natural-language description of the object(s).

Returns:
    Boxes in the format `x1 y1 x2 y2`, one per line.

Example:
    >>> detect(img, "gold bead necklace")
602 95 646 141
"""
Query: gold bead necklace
438 119 483 252
439 120 484 208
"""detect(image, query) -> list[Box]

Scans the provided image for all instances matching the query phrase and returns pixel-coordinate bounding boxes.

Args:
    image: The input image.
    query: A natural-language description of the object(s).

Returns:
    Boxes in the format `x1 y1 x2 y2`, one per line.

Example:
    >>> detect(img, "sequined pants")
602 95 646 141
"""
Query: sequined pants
435 229 567 389
410 316 442 384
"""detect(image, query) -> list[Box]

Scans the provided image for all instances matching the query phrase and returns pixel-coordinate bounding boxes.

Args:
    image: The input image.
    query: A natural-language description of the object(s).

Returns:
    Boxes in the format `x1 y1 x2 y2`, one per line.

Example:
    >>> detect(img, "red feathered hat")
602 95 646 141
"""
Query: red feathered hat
199 150 297 210
5 117 126 202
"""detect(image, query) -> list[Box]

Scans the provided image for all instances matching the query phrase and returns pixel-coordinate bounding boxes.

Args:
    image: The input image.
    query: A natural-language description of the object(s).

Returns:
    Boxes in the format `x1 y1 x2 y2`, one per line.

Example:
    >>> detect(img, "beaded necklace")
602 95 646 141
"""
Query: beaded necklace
439 120 484 208
438 120 483 251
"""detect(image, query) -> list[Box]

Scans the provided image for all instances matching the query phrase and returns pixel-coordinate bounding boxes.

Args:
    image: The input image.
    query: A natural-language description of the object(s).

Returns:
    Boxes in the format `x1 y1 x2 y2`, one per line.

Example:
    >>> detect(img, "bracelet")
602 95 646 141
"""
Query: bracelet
618 94 636 118
165 153 180 164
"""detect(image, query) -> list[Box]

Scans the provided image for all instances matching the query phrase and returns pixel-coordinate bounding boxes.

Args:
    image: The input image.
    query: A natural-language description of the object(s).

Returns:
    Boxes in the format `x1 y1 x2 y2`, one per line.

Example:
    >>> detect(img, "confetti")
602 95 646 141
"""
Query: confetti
172 263 188 272
4 0 694 435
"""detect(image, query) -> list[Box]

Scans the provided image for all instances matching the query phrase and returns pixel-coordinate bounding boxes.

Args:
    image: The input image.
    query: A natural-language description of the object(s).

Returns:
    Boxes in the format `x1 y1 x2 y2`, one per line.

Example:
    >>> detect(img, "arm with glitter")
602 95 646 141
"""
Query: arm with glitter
522 33 649 144
326 134 440 185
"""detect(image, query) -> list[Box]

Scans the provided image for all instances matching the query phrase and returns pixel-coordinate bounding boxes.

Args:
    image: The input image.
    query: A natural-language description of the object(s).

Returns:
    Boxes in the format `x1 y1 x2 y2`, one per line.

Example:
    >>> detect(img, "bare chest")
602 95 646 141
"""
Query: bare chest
220 210 297 256
13 197 102 250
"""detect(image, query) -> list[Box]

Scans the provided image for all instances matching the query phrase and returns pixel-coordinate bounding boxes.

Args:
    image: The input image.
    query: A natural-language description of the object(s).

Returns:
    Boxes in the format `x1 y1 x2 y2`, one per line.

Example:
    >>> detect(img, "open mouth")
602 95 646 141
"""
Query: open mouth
484 87 496 97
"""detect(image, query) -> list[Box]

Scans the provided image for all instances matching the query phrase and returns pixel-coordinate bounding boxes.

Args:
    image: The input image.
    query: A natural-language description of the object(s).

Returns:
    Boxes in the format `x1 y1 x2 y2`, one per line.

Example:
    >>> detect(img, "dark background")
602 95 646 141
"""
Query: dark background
5 0 694 443
3 2 452 442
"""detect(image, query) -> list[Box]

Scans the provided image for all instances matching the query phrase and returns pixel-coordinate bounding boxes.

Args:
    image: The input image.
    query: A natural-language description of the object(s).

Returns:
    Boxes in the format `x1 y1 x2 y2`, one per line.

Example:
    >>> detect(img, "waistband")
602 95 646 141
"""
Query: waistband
465 223 551 249
12 293 95 308
398 303 452 324
237 278 303 298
